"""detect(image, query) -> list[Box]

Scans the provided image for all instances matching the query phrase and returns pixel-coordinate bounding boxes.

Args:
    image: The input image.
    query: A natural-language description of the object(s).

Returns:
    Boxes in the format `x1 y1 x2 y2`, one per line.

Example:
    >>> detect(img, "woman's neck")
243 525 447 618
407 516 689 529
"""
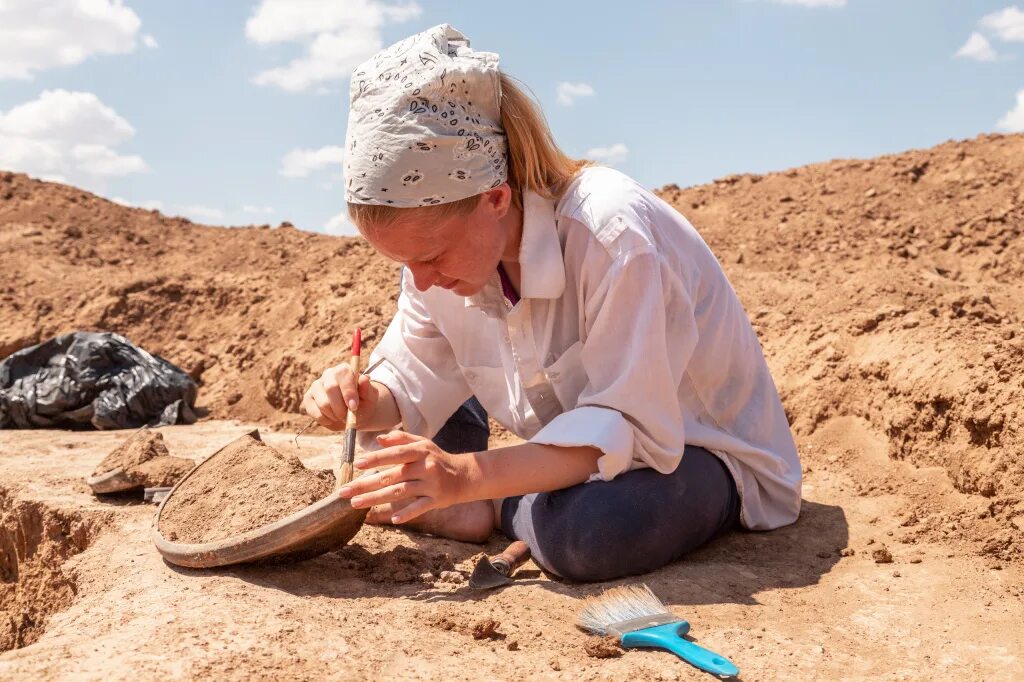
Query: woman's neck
499 200 524 264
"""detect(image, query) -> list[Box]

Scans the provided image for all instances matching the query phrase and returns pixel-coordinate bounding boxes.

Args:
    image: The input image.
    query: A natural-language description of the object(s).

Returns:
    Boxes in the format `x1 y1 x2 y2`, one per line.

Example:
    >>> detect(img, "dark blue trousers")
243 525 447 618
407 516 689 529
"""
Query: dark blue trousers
500 445 739 582
434 400 739 583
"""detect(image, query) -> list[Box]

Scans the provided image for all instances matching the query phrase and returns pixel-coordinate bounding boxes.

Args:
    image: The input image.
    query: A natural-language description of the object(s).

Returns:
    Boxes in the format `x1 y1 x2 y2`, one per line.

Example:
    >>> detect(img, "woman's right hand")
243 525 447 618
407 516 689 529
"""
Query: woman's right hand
302 363 379 431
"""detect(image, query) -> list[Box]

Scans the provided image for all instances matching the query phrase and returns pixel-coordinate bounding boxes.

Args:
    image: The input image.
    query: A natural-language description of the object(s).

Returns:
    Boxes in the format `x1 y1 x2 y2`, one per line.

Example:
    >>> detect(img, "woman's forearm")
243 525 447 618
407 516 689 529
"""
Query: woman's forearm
461 442 602 503
357 381 402 431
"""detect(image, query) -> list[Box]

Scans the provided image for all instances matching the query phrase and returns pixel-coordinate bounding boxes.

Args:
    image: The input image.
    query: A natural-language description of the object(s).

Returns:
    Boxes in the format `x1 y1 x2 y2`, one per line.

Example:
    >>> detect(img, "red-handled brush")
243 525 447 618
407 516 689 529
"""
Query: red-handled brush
337 327 361 488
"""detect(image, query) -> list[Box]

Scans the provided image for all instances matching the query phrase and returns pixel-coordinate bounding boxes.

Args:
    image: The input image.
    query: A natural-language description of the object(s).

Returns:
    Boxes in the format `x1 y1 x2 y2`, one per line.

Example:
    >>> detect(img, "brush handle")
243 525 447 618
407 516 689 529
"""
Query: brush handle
336 330 361 488
621 623 738 678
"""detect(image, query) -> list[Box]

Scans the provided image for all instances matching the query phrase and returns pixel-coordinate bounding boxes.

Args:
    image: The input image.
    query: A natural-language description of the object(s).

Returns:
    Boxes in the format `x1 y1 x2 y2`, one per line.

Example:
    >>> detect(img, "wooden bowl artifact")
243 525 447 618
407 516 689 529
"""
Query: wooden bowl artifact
151 430 367 568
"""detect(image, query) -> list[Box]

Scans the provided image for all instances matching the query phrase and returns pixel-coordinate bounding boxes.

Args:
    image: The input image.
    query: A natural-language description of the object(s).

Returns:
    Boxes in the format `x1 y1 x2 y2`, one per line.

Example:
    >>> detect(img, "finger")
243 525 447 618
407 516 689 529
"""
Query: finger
309 381 337 422
341 464 408 496
375 430 429 447
357 374 374 401
355 442 430 470
301 391 319 420
320 370 349 425
389 496 436 524
349 481 424 510
308 384 344 430
332 364 360 413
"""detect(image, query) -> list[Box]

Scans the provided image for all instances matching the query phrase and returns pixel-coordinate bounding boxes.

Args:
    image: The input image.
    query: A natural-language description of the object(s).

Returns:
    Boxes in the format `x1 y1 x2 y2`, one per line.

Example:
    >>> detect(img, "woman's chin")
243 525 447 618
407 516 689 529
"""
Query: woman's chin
450 281 481 297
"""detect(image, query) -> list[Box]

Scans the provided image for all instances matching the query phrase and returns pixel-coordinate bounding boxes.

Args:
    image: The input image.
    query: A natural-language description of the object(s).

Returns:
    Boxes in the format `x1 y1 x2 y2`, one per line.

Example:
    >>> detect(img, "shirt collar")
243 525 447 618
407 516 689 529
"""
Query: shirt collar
465 189 565 311
518 189 566 300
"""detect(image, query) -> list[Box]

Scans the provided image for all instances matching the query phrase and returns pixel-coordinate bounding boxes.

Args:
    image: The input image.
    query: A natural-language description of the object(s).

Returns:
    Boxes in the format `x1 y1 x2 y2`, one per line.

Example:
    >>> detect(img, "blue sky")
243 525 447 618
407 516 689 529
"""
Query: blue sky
1 1 1022 236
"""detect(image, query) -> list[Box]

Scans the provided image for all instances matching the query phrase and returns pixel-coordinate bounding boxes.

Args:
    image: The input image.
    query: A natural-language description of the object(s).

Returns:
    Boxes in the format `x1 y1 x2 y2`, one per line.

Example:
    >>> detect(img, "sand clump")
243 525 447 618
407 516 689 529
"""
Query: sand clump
157 431 333 544
427 613 504 641
471 618 502 640
91 428 194 489
583 635 623 659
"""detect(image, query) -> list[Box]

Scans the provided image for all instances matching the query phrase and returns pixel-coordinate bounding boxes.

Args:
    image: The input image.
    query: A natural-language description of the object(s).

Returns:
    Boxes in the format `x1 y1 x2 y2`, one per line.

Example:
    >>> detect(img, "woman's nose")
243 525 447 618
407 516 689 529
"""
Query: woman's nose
408 263 437 291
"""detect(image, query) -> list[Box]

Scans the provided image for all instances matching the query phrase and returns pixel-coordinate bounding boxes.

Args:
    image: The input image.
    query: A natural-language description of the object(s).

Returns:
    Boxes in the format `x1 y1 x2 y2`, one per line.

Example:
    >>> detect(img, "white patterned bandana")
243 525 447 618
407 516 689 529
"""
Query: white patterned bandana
343 24 508 208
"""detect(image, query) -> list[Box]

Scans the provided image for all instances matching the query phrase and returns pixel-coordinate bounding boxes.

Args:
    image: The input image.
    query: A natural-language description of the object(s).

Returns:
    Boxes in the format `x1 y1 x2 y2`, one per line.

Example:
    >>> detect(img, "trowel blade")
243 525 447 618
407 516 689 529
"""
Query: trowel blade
469 555 512 589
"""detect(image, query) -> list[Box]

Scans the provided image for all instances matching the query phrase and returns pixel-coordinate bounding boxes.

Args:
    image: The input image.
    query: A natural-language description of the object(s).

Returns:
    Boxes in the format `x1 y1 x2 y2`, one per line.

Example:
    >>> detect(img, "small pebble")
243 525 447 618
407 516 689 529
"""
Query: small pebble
872 547 894 564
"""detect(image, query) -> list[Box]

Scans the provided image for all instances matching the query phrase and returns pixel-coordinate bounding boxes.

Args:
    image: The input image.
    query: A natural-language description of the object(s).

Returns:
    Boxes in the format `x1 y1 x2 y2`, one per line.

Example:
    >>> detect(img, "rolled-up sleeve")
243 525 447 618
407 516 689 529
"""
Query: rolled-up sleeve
529 247 698 481
357 271 473 451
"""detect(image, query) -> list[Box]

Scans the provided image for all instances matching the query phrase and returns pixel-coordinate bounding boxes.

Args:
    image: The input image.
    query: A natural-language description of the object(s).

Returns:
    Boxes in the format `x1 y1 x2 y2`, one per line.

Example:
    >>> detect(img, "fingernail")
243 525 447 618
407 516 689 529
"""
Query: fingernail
391 515 401 524
348 399 358 411
339 486 352 498
350 496 364 508
353 458 366 469
376 434 387 442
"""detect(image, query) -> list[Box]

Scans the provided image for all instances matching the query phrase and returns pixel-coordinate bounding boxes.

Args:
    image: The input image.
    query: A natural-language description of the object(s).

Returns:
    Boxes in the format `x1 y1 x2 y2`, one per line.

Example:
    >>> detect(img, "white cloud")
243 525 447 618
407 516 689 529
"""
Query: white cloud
997 88 1024 132
246 0 421 92
176 204 226 223
0 0 144 80
279 145 345 178
243 204 275 214
324 210 357 236
0 89 134 146
954 32 998 62
556 82 595 107
758 0 846 7
112 196 164 211
585 142 629 166
142 34 158 49
0 90 148 187
70 143 146 176
980 6 1024 42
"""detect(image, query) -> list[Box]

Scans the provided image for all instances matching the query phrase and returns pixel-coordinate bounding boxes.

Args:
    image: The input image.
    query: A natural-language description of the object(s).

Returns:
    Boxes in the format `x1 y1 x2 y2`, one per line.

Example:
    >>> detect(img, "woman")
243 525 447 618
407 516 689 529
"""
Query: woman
303 24 801 582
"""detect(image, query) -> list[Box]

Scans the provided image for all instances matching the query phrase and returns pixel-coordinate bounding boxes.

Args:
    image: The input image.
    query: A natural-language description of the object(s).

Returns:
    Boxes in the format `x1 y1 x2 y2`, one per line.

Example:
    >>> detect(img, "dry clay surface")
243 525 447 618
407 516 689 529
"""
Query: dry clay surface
1 132 1023 677
0 422 1021 680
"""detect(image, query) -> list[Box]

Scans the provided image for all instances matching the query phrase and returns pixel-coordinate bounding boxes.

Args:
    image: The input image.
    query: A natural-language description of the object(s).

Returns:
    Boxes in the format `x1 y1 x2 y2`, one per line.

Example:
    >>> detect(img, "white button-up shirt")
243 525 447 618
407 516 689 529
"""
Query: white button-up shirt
360 166 801 530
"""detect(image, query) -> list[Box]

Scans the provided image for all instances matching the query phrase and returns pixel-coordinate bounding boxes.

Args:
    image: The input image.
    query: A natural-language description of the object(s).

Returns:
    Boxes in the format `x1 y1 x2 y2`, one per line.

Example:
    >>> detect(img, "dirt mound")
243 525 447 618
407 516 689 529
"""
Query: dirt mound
659 133 1024 561
2 133 1023 563
91 427 194 489
0 174 400 429
157 431 333 544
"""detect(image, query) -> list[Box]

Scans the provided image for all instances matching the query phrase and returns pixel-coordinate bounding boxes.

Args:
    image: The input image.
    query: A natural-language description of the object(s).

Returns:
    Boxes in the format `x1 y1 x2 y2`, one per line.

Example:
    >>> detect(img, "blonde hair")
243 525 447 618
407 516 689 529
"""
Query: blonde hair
348 72 593 231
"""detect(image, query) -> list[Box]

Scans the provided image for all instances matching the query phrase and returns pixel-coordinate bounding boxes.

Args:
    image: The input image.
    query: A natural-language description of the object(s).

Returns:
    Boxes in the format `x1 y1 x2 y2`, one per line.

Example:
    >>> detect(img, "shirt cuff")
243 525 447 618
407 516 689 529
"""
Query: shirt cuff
529 405 635 481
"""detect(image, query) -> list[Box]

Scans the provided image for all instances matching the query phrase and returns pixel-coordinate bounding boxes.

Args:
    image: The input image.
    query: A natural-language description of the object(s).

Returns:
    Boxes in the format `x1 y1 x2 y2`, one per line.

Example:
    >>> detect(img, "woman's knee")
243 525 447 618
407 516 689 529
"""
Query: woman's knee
529 512 669 582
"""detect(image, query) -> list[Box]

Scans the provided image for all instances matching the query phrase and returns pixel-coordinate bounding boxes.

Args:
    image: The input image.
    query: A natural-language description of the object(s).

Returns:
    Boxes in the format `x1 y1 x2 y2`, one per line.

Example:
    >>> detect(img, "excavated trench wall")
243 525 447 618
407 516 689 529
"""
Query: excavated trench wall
0 487 104 652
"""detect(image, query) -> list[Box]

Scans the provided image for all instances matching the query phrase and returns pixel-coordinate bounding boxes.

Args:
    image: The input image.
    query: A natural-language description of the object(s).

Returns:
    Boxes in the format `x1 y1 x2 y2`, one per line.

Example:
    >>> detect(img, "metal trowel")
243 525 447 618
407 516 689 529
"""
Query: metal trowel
469 540 531 589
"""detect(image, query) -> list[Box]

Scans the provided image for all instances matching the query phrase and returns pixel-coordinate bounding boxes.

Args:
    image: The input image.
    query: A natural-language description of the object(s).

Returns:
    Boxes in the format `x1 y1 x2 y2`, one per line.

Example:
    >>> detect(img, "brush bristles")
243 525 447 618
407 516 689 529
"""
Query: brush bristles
577 584 670 635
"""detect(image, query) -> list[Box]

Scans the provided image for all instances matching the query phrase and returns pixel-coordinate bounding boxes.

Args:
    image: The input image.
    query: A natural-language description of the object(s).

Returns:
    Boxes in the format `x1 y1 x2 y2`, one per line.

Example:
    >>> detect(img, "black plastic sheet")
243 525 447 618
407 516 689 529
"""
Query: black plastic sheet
0 331 197 430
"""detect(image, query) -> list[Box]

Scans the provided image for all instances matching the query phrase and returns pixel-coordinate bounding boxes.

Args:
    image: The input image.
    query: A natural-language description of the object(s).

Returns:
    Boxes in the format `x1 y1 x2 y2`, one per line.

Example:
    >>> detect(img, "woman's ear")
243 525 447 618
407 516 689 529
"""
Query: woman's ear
481 183 512 219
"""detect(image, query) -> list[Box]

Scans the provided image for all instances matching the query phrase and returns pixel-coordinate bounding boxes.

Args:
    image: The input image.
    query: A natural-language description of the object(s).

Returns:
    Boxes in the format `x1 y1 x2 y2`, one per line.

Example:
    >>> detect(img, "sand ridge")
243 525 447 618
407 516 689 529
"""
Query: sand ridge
1 133 1023 677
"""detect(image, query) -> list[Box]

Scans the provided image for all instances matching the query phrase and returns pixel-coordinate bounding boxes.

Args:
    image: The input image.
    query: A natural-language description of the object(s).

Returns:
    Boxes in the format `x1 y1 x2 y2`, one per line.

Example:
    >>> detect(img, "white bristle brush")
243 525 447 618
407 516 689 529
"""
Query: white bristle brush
578 584 739 678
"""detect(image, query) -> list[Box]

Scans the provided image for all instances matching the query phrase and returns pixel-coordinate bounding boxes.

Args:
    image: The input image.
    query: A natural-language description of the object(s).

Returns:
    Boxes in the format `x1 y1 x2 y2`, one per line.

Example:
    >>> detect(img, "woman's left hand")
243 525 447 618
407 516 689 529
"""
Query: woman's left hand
339 430 471 523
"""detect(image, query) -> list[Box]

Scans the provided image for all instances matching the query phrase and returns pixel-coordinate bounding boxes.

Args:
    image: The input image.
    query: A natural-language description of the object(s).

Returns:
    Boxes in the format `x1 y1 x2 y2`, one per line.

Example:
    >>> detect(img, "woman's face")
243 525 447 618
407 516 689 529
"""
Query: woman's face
360 185 517 297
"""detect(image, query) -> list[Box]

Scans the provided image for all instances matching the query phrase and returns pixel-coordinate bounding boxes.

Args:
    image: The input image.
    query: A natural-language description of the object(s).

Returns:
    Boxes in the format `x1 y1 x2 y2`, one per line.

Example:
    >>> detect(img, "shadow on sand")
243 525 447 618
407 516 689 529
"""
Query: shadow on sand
166 499 847 610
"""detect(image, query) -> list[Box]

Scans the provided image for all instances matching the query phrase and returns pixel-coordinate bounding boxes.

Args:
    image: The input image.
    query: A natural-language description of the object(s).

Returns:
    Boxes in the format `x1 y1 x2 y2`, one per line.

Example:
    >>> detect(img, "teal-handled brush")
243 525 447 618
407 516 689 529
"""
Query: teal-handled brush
578 584 739 678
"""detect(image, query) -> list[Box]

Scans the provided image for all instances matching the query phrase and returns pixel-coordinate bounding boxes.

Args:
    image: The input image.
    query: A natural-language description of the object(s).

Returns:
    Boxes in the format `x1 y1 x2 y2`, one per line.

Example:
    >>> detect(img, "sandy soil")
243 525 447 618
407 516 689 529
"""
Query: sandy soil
2 133 1024 678
0 422 1021 680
